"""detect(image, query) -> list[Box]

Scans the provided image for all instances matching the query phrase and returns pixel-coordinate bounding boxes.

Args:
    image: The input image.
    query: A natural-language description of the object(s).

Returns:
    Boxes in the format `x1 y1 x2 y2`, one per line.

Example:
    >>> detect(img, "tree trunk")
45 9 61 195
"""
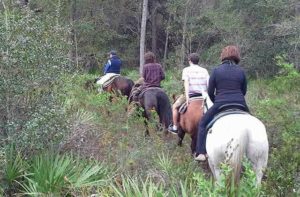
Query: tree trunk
179 0 189 68
151 0 158 55
68 0 77 67
163 16 171 65
295 2 300 70
140 0 148 75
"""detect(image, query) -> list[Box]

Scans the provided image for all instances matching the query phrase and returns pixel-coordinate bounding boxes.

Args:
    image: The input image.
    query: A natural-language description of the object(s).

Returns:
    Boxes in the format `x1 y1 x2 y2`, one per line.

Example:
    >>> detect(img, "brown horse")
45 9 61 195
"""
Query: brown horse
175 97 205 153
99 76 134 99
131 88 172 135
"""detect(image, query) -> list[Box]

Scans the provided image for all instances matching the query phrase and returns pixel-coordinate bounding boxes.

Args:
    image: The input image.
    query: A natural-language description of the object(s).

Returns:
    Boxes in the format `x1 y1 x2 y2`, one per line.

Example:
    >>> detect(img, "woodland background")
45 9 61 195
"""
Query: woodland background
0 0 299 196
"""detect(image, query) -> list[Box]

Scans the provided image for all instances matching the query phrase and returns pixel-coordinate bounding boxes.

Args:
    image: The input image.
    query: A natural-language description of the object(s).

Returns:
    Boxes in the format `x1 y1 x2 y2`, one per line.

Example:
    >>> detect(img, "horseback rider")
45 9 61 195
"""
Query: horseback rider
96 50 122 92
130 51 165 101
195 45 250 161
168 53 210 134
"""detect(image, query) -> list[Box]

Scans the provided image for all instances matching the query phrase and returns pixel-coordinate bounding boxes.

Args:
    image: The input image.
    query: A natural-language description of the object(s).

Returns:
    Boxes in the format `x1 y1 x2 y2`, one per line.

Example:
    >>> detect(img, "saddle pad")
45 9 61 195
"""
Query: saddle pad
178 97 203 114
206 109 249 131
102 75 120 88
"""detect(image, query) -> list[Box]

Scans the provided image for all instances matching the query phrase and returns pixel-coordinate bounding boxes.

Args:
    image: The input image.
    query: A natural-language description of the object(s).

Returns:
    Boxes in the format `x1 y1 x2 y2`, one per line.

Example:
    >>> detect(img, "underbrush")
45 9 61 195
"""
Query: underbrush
1 59 299 196
248 58 300 196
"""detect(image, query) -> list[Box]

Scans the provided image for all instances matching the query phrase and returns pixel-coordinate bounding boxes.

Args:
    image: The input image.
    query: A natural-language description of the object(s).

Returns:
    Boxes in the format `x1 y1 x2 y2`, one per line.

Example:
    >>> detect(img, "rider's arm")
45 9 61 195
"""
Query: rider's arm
208 69 216 102
241 72 247 96
184 79 189 102
103 60 111 74
182 68 189 101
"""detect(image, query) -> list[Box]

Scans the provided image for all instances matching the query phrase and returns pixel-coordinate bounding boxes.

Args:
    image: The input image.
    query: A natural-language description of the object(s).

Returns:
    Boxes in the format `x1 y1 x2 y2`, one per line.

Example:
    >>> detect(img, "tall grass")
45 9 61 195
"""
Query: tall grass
20 152 111 196
2 144 26 195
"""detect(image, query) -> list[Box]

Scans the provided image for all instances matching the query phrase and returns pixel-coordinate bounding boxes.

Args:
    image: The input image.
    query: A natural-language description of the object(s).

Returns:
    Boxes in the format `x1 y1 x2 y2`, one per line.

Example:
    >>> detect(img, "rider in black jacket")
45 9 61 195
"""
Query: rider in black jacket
195 45 250 161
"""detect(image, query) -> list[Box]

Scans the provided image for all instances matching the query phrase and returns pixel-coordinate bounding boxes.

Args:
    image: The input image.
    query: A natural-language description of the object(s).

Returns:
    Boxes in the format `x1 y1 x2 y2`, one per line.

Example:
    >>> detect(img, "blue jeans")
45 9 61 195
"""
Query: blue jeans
195 101 249 154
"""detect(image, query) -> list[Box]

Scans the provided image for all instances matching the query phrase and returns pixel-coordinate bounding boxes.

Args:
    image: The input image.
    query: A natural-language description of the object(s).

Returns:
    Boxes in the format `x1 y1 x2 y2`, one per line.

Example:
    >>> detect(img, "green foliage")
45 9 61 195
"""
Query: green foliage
193 160 260 197
0 3 70 154
21 152 111 196
248 58 300 196
2 144 27 195
109 176 166 197
155 153 173 175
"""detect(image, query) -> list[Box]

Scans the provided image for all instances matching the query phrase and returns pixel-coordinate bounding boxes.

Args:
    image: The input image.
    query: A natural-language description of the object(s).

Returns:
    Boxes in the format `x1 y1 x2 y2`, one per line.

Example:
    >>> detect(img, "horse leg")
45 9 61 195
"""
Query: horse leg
143 110 151 136
246 124 269 185
177 128 185 146
191 133 197 154
247 142 268 185
208 159 222 182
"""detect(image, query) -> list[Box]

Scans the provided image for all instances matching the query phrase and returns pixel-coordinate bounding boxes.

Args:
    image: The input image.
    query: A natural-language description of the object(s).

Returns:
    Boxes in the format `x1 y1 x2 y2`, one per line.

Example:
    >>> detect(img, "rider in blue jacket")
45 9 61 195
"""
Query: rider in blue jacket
96 50 122 91
195 45 250 161
103 50 121 74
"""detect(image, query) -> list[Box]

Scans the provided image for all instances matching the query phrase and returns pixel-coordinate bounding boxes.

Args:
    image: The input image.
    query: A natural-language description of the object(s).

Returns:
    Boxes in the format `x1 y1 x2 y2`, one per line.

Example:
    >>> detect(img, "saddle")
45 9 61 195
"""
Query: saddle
178 96 204 114
206 103 249 131
139 87 163 99
102 74 120 88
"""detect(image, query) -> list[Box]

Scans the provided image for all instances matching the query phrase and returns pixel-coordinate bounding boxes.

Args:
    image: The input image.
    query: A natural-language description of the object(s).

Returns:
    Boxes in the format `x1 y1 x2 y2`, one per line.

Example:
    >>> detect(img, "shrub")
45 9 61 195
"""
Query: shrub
21 152 111 196
0 2 71 155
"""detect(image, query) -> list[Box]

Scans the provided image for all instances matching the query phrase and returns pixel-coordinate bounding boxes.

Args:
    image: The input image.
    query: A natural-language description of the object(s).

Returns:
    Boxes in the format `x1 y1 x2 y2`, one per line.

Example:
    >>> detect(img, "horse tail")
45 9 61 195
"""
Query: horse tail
227 130 247 185
157 90 172 129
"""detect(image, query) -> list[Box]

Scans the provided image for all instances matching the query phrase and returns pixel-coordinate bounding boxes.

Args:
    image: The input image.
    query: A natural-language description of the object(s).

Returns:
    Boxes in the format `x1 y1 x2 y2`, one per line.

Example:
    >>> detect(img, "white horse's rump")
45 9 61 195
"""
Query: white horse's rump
206 114 269 185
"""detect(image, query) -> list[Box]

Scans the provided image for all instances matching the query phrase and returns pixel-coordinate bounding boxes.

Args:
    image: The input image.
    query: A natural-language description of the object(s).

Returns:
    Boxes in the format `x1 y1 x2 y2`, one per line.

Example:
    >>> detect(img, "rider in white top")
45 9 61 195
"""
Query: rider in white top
182 63 209 101
168 53 209 133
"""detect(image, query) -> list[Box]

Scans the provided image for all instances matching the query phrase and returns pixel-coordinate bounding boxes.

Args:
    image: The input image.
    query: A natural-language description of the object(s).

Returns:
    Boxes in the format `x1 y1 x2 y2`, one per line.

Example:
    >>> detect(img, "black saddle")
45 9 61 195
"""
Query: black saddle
206 103 249 131
218 103 246 112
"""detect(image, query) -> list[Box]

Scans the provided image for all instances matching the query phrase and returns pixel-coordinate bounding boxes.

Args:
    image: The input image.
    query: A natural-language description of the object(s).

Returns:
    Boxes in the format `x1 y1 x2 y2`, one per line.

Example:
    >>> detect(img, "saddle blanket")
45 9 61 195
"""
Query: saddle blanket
178 96 203 114
101 74 120 88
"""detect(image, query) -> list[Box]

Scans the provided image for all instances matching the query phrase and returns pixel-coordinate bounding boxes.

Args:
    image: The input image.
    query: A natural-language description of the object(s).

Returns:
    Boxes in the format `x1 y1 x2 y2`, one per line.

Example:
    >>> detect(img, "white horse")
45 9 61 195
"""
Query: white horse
206 113 269 185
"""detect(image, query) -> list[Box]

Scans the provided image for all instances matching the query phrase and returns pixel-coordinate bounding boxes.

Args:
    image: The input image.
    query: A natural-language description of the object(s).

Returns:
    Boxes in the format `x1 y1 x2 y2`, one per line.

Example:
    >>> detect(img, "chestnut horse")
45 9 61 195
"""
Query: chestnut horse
176 97 205 153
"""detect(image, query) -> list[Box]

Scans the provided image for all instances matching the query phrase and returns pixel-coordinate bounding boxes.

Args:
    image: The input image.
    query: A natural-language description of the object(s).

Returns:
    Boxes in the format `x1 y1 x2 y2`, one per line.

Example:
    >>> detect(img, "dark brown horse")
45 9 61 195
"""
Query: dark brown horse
134 88 173 135
175 97 205 153
99 76 134 99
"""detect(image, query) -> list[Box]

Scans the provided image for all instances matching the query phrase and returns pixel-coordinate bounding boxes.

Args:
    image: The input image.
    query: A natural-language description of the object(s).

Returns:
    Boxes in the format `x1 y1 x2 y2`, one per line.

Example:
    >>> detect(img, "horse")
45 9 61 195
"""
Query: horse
174 93 213 153
89 75 134 100
134 88 173 135
206 113 269 185
101 76 134 99
175 97 205 154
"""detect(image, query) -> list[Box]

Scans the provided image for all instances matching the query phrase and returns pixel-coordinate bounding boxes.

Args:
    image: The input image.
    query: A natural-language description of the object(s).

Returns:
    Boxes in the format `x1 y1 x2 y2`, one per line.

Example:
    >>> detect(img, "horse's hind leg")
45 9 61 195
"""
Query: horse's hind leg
247 146 268 185
208 160 222 183
191 133 197 154
143 110 151 136
247 138 268 185
177 128 185 146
